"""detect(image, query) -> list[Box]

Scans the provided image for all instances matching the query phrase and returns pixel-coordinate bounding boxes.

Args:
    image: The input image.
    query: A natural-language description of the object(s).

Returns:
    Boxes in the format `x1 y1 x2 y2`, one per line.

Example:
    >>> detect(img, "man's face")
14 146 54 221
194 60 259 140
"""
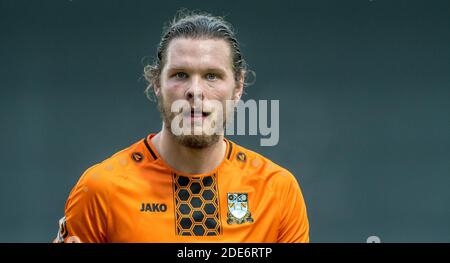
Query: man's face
156 38 243 148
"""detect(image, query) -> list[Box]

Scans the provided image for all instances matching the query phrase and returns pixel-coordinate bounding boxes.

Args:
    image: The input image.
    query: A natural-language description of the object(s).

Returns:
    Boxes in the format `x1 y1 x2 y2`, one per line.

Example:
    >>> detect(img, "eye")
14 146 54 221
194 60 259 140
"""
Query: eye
173 72 188 79
205 73 218 81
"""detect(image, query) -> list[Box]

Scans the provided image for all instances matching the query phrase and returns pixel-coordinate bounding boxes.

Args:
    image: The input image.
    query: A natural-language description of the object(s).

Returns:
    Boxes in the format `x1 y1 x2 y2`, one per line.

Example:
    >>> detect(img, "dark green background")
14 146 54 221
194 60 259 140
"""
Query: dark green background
1 0 449 242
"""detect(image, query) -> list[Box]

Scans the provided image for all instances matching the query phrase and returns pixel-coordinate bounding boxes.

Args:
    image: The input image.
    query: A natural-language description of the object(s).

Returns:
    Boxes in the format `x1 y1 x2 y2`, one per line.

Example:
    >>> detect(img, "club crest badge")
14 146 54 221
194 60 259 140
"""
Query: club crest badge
226 193 254 224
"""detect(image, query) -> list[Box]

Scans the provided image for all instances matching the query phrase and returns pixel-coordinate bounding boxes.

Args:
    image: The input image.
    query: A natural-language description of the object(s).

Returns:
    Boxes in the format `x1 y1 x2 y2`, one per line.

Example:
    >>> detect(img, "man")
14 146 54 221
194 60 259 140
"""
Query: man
54 11 309 243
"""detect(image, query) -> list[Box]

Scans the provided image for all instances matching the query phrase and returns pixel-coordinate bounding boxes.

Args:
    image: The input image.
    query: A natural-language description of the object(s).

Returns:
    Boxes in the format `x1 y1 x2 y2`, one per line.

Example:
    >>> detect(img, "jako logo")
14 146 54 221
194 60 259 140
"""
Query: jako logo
140 203 167 212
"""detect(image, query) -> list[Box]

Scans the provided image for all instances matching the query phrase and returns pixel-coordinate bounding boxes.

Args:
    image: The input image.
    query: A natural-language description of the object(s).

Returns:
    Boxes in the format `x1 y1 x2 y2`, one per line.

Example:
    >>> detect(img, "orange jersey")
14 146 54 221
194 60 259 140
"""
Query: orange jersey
55 134 309 243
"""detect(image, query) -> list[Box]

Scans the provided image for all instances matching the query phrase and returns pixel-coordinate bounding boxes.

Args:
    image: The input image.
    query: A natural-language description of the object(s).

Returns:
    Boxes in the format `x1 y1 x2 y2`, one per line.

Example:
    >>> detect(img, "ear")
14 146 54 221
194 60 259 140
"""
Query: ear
233 70 245 102
153 78 161 96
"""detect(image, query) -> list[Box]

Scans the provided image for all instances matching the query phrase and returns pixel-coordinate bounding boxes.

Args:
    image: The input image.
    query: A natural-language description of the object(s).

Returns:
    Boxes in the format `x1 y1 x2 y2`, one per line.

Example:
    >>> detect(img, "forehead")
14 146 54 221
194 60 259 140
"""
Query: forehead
164 38 233 71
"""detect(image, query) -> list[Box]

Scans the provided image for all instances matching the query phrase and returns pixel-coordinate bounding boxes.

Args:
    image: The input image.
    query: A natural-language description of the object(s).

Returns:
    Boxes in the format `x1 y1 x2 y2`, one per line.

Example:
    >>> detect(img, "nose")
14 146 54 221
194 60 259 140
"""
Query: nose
185 75 204 103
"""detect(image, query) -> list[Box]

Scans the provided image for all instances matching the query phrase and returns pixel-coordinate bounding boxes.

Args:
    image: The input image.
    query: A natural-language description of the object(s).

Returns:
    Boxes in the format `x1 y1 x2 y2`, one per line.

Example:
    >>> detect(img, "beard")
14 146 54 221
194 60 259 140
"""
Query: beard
156 93 234 149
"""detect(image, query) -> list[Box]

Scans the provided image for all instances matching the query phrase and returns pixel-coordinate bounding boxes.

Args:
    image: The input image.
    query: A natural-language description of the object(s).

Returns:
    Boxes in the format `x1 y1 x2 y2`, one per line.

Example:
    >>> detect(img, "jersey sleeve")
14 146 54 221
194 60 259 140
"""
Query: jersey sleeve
54 165 109 243
276 172 310 243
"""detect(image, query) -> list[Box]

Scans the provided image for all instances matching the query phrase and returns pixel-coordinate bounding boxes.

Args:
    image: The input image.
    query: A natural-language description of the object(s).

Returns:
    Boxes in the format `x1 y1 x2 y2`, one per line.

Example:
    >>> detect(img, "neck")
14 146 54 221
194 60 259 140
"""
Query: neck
151 128 226 175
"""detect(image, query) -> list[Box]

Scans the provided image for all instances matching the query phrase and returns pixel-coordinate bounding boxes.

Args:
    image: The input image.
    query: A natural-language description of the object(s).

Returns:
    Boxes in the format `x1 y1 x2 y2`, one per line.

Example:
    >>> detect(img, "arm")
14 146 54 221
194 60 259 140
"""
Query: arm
54 166 109 243
277 173 310 243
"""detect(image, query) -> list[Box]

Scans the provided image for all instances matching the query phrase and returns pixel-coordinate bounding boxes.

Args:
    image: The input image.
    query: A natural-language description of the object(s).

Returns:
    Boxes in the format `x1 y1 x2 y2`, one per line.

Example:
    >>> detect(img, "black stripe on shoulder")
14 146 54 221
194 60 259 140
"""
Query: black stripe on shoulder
227 140 233 160
144 137 158 160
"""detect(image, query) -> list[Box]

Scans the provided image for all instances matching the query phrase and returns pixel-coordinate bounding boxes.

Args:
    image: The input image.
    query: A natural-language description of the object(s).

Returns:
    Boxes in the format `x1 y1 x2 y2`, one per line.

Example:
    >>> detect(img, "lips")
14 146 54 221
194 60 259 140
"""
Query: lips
190 109 211 118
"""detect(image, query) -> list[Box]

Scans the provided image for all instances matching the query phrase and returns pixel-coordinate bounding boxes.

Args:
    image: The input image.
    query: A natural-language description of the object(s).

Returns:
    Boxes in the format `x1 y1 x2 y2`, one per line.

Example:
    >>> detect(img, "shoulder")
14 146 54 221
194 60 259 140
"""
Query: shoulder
67 137 146 201
229 141 300 191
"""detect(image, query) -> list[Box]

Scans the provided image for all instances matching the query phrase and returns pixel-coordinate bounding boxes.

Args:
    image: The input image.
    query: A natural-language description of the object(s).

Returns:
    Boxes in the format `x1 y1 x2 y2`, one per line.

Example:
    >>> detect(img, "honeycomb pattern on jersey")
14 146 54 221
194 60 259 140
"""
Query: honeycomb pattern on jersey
173 173 221 236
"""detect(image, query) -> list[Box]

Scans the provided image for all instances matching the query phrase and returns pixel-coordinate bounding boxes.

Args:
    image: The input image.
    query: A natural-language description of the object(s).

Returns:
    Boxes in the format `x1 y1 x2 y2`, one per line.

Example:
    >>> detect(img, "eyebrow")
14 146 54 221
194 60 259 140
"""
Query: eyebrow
167 66 228 75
